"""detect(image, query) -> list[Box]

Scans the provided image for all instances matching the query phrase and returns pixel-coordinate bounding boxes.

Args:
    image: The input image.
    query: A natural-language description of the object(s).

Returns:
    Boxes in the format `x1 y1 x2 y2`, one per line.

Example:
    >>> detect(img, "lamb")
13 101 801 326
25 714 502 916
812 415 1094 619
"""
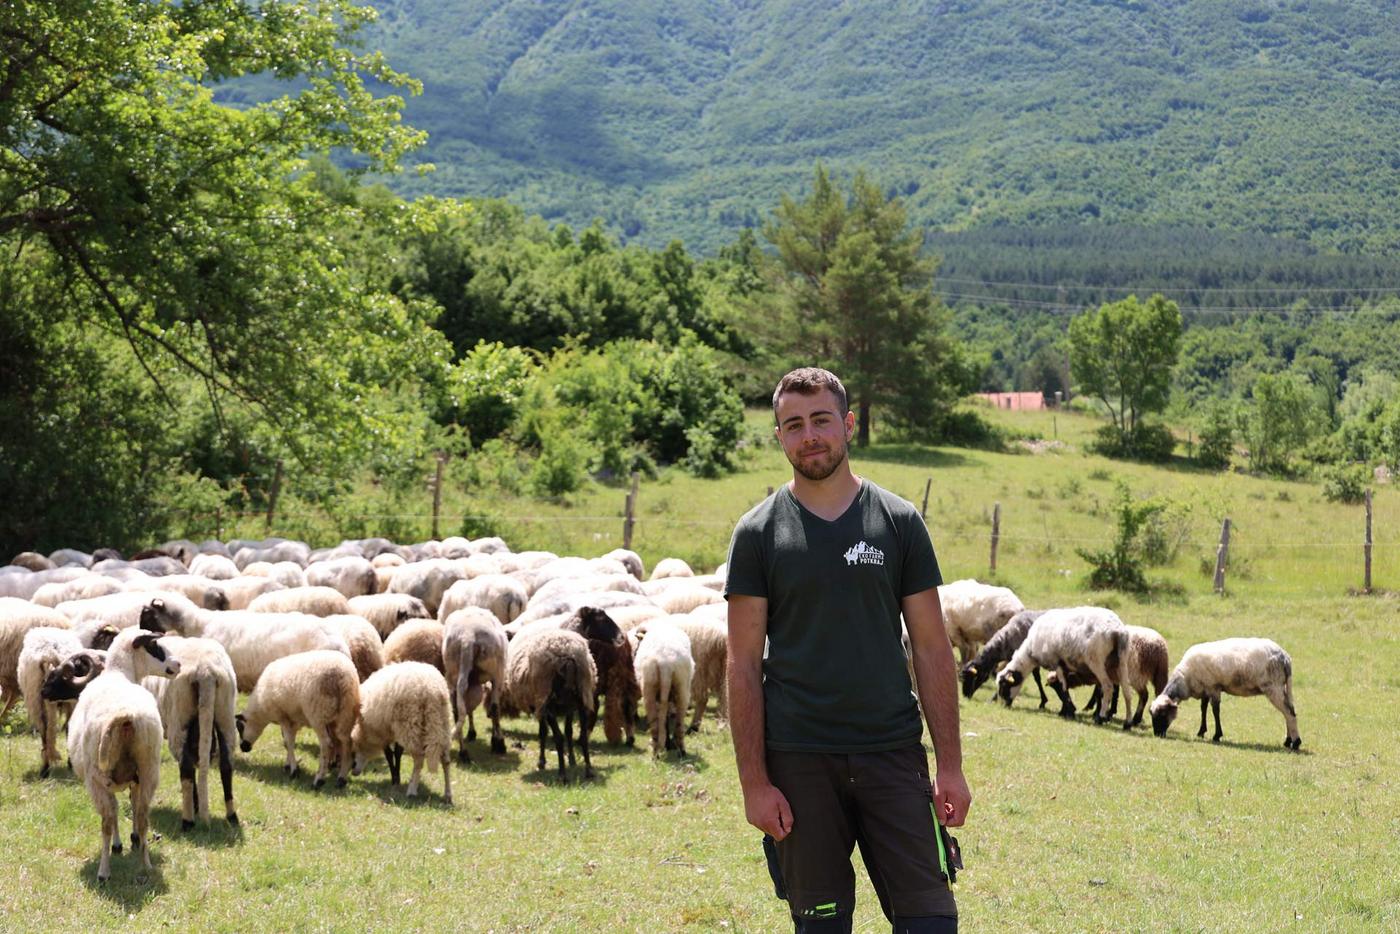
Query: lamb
671 615 727 734
441 608 509 762
938 579 1026 664
235 649 360 788
139 597 351 692
247 585 353 617
1 598 73 720
323 614 385 682
632 620 694 756
382 619 446 672
437 574 529 626
1048 624 1170 730
648 557 694 580
18 626 86 776
1148 638 1301 749
960 609 1047 701
504 626 597 781
561 606 640 747
347 593 432 639
140 636 240 827
995 607 1128 724
40 628 182 882
351 661 454 803
305 556 379 600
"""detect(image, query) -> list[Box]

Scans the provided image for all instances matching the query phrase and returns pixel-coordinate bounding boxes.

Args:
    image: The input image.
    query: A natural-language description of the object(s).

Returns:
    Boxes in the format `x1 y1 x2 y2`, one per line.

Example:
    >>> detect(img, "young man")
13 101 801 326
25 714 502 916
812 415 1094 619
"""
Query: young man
725 367 971 933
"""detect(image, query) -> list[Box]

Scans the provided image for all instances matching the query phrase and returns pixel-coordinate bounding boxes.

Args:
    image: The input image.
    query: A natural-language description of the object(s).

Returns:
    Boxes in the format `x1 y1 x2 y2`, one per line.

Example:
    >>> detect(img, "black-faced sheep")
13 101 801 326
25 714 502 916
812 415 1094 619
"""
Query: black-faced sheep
562 606 640 747
995 607 1127 724
632 620 693 756
505 627 597 782
961 609 1047 702
441 607 509 761
236 649 360 788
1 598 73 721
938 578 1026 664
18 626 86 776
351 661 454 803
1149 637 1301 748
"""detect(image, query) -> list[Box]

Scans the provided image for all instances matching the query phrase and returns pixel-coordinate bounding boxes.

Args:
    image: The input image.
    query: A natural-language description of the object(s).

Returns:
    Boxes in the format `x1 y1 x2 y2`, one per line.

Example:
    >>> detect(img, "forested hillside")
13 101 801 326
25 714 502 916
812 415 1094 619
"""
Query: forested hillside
222 0 1400 254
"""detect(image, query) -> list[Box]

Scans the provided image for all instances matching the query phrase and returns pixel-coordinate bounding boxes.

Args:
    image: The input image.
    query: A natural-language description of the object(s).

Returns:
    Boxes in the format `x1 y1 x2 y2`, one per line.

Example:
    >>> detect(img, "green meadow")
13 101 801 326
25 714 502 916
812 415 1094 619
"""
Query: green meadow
2 406 1397 931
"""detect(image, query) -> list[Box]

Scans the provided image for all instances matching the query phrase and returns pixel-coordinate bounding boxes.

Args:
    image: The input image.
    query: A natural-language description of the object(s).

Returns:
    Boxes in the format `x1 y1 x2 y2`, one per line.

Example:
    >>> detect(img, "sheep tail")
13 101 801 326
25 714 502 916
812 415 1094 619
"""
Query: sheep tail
1144 639 1170 695
98 716 136 772
197 671 216 775
1106 630 1128 686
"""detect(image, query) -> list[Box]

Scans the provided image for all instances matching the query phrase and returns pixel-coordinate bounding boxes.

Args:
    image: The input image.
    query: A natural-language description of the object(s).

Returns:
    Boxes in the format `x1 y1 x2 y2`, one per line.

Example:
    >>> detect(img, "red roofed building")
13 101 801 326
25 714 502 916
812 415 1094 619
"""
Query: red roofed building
976 391 1048 411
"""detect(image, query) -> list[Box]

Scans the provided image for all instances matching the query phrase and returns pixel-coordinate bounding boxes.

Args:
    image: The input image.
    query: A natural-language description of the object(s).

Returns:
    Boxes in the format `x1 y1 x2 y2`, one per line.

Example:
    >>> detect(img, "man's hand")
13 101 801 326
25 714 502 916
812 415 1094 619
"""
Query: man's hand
743 782 795 841
933 767 971 828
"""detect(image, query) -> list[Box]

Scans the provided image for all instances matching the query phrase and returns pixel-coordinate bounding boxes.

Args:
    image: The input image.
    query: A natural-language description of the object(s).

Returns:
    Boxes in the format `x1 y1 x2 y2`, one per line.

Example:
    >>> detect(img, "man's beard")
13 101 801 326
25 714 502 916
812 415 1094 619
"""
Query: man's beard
791 439 848 481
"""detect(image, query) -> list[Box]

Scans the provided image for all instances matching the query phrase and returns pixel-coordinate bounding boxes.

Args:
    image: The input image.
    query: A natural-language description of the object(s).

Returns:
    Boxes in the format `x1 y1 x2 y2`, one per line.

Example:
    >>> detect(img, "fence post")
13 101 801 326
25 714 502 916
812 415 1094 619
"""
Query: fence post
431 453 446 540
1213 518 1231 595
990 502 1001 575
623 489 636 550
265 459 283 532
921 478 932 520
1365 490 1374 593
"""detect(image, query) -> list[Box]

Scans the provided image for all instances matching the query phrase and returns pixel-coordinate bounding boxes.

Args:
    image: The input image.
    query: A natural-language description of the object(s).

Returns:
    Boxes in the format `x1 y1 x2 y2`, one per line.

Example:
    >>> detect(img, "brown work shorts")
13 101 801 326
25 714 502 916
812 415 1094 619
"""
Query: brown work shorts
765 744 958 923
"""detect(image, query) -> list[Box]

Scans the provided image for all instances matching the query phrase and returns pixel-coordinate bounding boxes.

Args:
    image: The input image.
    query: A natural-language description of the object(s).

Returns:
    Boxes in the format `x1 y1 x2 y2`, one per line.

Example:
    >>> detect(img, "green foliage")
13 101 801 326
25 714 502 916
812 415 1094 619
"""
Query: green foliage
1069 294 1183 454
1238 372 1324 474
438 341 538 443
1076 482 1167 593
1195 399 1237 471
1087 422 1178 464
1318 465 1369 506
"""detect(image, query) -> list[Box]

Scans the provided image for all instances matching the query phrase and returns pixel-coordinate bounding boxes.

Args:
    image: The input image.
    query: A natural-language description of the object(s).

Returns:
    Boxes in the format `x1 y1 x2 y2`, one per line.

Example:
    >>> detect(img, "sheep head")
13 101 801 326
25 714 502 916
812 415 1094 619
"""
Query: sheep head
960 662 987 699
40 650 107 701
995 668 1024 707
1149 693 1179 737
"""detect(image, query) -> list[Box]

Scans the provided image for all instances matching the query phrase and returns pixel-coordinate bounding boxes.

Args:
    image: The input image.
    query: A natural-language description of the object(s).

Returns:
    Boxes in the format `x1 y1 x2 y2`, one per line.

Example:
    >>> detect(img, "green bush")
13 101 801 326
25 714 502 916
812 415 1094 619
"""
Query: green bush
1076 482 1166 593
1087 422 1176 462
1195 400 1235 470
1319 464 1369 505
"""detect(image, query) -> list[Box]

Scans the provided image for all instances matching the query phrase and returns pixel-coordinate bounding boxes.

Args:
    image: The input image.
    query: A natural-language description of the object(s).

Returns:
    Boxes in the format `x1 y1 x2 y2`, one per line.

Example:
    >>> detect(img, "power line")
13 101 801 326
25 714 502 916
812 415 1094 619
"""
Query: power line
933 289 1400 315
933 275 1400 296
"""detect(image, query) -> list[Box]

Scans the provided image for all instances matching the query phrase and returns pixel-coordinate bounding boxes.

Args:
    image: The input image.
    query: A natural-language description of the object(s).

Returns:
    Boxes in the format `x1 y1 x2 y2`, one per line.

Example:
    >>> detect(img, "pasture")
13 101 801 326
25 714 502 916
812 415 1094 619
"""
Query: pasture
2 407 1398 930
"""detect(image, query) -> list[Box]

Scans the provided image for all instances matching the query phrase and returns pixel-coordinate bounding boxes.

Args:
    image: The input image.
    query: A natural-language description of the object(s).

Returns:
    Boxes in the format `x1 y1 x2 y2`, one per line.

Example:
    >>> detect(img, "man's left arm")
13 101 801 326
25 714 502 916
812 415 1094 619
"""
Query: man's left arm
903 586 972 828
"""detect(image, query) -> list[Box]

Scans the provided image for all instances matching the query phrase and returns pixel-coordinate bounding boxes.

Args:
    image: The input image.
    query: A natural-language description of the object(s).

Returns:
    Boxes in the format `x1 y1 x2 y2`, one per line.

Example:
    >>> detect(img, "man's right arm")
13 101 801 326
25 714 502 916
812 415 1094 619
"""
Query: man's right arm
727 593 793 841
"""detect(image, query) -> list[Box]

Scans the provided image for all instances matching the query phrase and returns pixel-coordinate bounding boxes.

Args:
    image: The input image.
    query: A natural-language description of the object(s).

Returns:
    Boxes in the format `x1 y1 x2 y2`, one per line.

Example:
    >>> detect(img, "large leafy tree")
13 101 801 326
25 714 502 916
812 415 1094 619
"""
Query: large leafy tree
1068 293 1183 448
763 166 975 446
0 0 447 551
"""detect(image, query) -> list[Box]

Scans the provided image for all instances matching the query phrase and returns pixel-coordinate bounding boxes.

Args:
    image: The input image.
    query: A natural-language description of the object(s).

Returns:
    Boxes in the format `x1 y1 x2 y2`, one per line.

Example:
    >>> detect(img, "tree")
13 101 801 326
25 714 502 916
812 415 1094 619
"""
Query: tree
763 166 975 446
1239 372 1323 474
1068 293 1182 453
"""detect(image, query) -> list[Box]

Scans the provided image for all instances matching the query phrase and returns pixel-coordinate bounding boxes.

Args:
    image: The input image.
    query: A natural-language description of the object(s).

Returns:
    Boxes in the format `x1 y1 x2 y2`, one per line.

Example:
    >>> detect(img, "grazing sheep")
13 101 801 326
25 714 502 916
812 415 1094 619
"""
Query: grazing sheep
441 608 509 762
531 573 647 606
1050 624 1170 730
995 607 1127 724
232 540 311 570
241 560 307 589
323 614 385 682
371 552 406 570
32 574 127 607
93 555 185 578
1 598 73 721
220 576 286 610
505 627 597 781
382 619 446 672
1149 638 1301 748
938 579 1026 664
1 566 89 600
143 574 230 610
236 650 360 788
459 552 504 579
40 629 182 882
347 593 432 640
18 626 86 776
648 557 694 581
606 604 668 632
247 585 353 617
11 552 54 572
562 606 640 747
602 548 644 580
141 636 240 827
672 615 727 734
351 661 454 803
652 586 724 616
437 574 528 626
48 549 95 569
512 590 655 628
387 560 468 617
306 556 378 600
961 609 1048 701
139 598 351 692
633 621 694 757
188 553 239 580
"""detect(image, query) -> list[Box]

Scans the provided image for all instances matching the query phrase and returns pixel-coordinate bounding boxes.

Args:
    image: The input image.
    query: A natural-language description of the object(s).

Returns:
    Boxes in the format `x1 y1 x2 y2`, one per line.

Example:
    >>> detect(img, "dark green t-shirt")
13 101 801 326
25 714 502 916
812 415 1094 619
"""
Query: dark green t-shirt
724 479 942 753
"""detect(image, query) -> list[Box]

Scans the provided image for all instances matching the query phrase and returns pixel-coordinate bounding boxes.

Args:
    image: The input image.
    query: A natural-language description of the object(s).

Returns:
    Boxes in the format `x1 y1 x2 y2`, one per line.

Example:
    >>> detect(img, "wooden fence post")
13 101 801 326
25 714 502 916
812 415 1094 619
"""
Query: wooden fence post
990 502 1001 575
623 489 636 550
921 478 932 520
431 453 446 540
1213 518 1232 595
1365 490 1374 593
265 459 283 532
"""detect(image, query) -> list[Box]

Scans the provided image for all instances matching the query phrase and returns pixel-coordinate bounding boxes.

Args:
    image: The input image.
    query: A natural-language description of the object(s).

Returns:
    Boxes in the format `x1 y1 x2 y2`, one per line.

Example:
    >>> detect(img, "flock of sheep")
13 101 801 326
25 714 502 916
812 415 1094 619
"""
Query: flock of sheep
1 536 1301 883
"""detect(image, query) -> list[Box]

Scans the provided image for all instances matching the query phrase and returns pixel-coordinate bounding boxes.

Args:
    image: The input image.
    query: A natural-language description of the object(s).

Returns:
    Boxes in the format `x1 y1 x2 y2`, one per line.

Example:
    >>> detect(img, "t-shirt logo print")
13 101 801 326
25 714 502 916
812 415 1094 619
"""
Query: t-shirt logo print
843 540 886 567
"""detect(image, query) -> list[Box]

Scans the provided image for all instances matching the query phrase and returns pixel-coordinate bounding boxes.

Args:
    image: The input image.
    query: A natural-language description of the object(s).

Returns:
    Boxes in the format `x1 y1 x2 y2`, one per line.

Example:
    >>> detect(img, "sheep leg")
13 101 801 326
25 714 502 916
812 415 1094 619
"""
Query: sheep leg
452 667 470 762
1125 686 1148 730
645 685 663 756
335 725 353 788
134 767 156 875
1197 697 1209 737
441 752 453 805
0 688 18 723
546 714 568 781
1209 695 1224 742
312 726 334 789
280 722 300 777
38 702 52 778
687 686 707 735
578 704 594 780
179 717 200 829
487 690 506 755
216 726 239 825
383 744 402 785
95 785 118 881
1032 669 1048 708
563 710 577 768
1050 667 1076 718
1266 682 1302 749
1089 664 1116 725
407 752 424 797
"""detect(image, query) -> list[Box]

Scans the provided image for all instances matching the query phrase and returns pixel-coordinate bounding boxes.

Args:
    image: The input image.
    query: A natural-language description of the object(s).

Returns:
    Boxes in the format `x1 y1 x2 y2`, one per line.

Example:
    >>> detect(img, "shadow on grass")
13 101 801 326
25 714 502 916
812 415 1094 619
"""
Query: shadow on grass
516 758 627 787
78 850 170 907
20 763 80 785
238 758 355 794
150 806 245 847
355 774 457 809
852 446 976 470
999 699 1312 755
452 744 523 775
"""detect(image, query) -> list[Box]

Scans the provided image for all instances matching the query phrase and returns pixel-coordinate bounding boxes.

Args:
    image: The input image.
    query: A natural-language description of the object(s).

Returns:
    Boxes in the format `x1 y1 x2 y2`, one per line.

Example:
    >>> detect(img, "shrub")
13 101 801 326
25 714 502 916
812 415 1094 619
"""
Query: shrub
1195 400 1235 470
1087 422 1176 462
1319 464 1369 505
1076 482 1166 593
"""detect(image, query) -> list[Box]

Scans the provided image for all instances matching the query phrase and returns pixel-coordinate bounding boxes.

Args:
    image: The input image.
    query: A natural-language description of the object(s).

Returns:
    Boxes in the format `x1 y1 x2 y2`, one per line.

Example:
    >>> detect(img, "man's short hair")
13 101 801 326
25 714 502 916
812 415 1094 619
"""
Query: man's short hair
772 368 848 422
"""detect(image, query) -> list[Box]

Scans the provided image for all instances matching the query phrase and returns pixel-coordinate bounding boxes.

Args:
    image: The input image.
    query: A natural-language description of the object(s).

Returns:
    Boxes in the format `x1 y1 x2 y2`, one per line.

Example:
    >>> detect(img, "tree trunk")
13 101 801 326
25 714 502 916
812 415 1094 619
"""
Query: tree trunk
857 399 871 448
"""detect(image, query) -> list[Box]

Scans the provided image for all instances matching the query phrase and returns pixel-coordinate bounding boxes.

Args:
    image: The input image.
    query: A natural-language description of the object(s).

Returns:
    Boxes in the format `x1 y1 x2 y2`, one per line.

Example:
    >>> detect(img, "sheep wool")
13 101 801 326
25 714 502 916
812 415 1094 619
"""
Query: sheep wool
505 627 597 781
236 650 360 788
1149 637 1300 749
352 661 454 803
632 621 694 757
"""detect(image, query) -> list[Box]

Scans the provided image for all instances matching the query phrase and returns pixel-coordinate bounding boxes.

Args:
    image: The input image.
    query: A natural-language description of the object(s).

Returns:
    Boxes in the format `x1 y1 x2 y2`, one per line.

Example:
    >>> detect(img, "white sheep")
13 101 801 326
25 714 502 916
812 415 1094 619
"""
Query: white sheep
240 560 307 589
232 540 311 570
40 628 182 882
382 619 446 672
995 607 1127 724
387 559 468 616
305 556 378 600
441 608 509 762
219 576 287 610
142 574 230 610
351 661 454 803
648 557 695 581
602 548 644 580
140 635 240 827
0 566 87 600
1048 624 1170 730
323 614 385 682
512 590 655 628
188 553 240 580
504 627 597 781
437 574 528 626
32 574 127 607
672 615 727 734
531 572 646 606
17 626 85 776
247 585 352 617
652 585 724 616
1 598 73 721
1148 638 1301 748
938 578 1026 664
632 620 694 756
347 593 432 639
236 649 360 787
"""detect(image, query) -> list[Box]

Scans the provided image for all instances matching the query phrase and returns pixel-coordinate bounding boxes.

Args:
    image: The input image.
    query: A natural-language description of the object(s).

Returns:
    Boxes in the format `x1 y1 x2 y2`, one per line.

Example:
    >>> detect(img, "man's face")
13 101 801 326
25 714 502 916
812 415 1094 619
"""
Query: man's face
774 388 854 481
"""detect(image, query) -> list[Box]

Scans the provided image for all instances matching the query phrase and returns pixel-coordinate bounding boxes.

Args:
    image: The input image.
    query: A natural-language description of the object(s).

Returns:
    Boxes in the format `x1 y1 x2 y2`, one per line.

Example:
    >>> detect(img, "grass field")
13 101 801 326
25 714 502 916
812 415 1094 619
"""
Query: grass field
3 406 1398 931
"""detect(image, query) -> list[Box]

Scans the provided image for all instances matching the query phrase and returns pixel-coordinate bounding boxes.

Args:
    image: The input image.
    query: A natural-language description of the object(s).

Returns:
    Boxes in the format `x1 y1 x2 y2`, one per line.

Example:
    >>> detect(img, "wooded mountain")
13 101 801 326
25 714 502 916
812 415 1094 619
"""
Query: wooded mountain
218 0 1400 256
